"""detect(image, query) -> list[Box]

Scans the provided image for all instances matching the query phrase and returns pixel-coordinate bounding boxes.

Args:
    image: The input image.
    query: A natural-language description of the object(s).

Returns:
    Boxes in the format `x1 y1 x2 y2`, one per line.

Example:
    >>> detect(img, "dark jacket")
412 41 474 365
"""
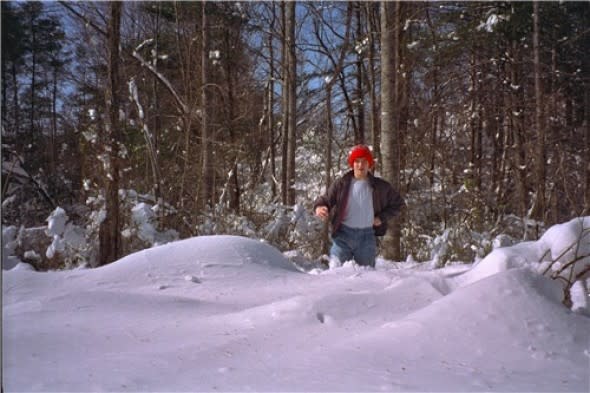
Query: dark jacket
313 170 404 236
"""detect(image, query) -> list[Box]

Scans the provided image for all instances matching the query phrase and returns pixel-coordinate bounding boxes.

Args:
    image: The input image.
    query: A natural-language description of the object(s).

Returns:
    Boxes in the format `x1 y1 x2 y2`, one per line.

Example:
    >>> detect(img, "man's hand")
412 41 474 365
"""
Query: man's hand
373 217 382 227
315 206 329 221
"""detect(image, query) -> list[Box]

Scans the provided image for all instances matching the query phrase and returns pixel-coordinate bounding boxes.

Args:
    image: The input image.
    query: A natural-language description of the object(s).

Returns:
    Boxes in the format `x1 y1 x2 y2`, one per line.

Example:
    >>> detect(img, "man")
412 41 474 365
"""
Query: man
314 144 404 267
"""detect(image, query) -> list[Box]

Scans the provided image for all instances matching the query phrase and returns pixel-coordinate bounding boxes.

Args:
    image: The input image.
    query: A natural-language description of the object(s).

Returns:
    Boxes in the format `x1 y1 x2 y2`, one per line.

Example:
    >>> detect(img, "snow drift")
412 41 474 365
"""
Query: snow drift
3 221 589 392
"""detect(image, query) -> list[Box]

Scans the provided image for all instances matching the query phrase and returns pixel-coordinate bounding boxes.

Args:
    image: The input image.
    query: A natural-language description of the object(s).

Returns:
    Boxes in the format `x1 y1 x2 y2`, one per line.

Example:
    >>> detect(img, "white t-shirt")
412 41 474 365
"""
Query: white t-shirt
342 179 374 229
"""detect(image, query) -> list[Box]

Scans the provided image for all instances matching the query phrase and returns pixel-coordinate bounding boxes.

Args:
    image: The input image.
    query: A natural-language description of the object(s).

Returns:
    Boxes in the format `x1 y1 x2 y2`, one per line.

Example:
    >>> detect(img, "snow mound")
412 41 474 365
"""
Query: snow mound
96 235 299 277
454 216 590 289
9 262 36 272
344 268 590 391
3 221 590 392
540 216 590 277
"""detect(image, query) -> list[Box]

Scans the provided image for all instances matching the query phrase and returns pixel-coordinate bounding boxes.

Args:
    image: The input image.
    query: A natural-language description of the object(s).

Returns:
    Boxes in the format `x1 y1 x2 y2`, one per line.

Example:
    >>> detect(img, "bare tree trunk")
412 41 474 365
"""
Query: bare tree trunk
128 78 162 216
336 2 358 140
507 39 528 224
29 10 37 142
268 5 277 198
365 2 380 163
171 2 195 211
468 49 483 230
531 1 546 222
322 82 334 254
395 2 409 259
201 1 214 208
285 1 297 206
151 5 162 204
425 6 439 195
268 80 277 198
50 64 58 182
354 1 365 144
380 1 402 261
221 22 241 212
325 86 334 191
1 56 6 129
549 40 559 224
280 2 288 205
12 62 20 134
584 87 590 215
98 1 122 266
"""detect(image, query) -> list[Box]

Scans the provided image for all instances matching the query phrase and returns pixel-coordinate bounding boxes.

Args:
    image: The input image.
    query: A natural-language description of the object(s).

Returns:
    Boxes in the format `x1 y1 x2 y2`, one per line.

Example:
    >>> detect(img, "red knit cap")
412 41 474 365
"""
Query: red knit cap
348 144 374 168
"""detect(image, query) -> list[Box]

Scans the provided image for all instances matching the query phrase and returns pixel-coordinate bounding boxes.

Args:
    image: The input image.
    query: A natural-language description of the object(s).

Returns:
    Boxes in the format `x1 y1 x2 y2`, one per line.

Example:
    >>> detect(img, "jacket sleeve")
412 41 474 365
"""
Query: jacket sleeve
313 179 340 212
377 183 405 223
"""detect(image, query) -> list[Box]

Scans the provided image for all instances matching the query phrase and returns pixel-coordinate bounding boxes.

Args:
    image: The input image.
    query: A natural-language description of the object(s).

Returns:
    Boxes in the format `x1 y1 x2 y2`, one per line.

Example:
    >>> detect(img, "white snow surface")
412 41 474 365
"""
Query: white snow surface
3 220 590 392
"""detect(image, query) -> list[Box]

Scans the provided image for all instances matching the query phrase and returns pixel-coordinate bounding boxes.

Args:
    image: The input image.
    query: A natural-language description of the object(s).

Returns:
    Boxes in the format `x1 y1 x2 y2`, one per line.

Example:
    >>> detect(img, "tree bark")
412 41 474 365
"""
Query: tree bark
201 1 215 208
12 62 20 134
584 87 590 215
29 9 37 149
380 1 402 261
365 3 380 163
268 4 277 198
425 6 439 194
280 2 288 205
507 35 528 225
50 63 58 181
354 1 365 144
151 5 162 204
395 2 409 259
222 22 241 212
468 49 483 230
531 1 546 222
285 1 297 206
98 1 123 266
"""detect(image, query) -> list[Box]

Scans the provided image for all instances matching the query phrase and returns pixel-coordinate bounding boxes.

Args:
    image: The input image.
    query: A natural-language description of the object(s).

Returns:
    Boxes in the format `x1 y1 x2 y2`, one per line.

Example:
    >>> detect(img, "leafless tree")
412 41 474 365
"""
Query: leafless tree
98 1 123 266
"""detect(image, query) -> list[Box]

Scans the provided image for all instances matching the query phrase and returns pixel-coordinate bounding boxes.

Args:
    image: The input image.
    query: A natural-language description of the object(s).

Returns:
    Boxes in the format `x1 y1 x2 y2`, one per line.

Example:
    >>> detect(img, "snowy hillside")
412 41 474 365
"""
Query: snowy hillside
3 219 590 392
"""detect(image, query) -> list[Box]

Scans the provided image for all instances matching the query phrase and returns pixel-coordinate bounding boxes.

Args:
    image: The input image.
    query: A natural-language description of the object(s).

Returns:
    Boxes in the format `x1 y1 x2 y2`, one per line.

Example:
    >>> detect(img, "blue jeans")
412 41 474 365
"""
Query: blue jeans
330 224 377 267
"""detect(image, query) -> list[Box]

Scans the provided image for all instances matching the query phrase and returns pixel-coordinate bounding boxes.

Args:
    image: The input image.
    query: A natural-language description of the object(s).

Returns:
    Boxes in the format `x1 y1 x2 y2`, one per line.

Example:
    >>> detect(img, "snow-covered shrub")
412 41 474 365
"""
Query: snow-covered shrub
467 216 590 312
261 202 323 258
194 204 258 238
83 189 180 265
537 217 590 311
44 207 89 269
192 198 323 261
2 225 21 270
122 202 179 248
10 226 51 270
2 226 18 256
422 225 494 268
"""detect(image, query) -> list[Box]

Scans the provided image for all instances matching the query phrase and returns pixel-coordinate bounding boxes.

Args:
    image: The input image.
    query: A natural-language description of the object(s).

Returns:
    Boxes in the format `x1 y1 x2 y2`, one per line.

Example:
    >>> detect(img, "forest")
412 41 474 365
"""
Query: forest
1 1 589 270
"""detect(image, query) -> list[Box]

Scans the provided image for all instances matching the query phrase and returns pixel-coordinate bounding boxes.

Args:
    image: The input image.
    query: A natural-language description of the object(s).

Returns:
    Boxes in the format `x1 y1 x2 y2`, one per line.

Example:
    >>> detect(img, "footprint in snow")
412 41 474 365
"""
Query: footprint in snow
184 275 202 284
316 312 334 325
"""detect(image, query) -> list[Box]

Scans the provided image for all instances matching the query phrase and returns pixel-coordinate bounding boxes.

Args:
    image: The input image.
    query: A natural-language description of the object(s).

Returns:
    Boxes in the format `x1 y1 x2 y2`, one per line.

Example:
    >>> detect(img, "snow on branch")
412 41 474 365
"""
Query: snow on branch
132 42 189 116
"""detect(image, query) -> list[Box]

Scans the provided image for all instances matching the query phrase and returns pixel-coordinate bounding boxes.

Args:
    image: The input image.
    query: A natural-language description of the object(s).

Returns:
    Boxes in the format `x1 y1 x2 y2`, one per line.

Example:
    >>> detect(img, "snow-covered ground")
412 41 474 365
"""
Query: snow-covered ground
3 218 590 392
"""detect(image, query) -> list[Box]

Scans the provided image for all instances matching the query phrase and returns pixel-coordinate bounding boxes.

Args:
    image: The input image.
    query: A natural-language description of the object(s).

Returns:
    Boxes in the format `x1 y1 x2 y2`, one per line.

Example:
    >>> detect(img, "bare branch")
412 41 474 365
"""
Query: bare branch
59 1 107 36
132 42 189 116
551 254 590 279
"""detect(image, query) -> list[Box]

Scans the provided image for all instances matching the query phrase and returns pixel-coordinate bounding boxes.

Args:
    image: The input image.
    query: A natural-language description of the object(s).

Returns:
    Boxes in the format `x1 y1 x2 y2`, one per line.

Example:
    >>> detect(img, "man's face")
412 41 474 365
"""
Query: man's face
353 157 370 179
